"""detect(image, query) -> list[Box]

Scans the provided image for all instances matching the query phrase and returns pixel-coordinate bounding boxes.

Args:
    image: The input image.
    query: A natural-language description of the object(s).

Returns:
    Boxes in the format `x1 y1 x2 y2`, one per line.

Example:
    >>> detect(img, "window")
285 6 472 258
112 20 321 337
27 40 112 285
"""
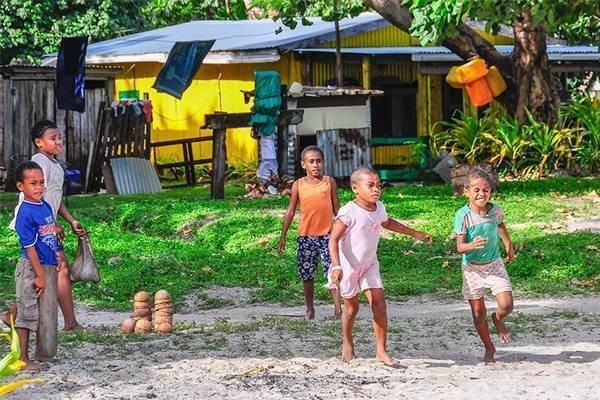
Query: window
371 77 417 138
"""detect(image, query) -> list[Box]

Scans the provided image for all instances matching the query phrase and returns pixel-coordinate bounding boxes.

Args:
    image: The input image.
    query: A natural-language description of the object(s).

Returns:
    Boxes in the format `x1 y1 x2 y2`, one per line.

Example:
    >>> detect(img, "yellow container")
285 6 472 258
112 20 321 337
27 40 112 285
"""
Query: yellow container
446 66 464 89
465 77 493 107
455 58 489 84
484 66 507 97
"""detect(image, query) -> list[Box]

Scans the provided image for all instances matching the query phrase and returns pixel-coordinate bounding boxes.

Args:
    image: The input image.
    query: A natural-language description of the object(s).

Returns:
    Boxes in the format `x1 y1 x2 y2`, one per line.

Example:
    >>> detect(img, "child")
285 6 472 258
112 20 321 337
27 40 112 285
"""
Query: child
329 167 432 366
3 120 86 332
13 161 67 370
277 145 341 319
454 166 515 364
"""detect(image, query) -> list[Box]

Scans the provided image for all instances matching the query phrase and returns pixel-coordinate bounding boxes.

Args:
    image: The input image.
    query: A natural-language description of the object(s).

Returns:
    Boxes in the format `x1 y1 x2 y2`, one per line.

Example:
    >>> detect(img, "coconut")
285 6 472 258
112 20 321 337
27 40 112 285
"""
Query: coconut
133 307 152 318
155 322 173 333
154 305 173 313
154 315 172 324
120 318 136 334
134 318 153 333
155 290 171 301
134 300 151 309
133 291 150 302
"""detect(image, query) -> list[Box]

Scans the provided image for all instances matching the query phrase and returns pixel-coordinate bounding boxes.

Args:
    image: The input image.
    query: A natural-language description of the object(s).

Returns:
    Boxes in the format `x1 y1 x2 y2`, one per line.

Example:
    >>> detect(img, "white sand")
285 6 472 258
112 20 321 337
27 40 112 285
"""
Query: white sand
5 294 600 400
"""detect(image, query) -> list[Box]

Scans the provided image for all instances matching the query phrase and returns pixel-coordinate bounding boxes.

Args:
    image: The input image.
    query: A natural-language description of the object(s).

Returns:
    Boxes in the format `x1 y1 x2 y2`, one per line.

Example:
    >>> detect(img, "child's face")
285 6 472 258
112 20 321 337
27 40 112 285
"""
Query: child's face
16 169 45 202
300 150 323 178
35 128 62 156
352 172 382 204
464 177 492 209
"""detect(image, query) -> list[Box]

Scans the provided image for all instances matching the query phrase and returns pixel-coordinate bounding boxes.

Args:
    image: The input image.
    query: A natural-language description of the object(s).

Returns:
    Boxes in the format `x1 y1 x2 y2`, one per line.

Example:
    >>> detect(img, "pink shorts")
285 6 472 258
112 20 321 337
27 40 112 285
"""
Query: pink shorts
327 263 383 299
462 258 512 300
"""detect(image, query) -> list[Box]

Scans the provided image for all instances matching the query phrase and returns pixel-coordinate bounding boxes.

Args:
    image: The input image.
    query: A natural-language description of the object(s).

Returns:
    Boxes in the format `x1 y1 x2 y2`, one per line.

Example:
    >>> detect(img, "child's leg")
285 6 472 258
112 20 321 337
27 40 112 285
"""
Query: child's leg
297 236 319 319
16 327 42 371
365 288 398 366
57 265 83 331
1 303 17 328
468 298 496 364
303 280 315 319
492 291 513 343
342 296 359 363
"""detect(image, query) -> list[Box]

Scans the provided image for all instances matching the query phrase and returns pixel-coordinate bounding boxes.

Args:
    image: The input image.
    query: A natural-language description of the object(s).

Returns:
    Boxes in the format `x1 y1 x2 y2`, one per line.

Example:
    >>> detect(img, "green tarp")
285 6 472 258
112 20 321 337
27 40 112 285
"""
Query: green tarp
249 70 281 136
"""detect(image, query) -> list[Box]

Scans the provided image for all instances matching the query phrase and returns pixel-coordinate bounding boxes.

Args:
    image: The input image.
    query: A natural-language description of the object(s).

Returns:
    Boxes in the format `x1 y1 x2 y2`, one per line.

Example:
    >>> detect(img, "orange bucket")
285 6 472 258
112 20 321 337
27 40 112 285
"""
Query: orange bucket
465 77 493 107
455 58 488 83
485 66 507 97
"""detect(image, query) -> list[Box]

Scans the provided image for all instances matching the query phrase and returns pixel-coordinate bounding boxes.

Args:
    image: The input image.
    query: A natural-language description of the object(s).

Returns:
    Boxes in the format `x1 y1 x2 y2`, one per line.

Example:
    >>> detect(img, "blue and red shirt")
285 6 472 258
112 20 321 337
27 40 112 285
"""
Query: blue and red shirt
15 199 61 265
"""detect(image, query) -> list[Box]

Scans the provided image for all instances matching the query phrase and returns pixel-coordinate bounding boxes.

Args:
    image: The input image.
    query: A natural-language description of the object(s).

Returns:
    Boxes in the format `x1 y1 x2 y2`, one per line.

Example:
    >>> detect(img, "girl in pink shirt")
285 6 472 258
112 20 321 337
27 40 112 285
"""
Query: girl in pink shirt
329 167 432 366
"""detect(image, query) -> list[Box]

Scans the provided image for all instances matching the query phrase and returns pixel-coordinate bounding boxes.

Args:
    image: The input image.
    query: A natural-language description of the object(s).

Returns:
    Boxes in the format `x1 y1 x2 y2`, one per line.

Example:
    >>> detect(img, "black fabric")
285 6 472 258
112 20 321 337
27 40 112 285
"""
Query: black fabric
56 36 88 112
153 40 215 99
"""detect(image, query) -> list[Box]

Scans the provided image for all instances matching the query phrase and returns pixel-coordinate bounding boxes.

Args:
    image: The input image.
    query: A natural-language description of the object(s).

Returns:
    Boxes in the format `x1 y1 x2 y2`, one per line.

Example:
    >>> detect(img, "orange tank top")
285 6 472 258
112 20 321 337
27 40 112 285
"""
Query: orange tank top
297 176 334 236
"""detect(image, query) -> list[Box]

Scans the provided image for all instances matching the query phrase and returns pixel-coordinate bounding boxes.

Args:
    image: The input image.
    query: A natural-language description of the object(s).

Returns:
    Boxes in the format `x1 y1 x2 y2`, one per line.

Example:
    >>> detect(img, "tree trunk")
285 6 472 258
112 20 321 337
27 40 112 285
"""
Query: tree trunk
512 11 560 126
334 0 343 86
364 0 560 125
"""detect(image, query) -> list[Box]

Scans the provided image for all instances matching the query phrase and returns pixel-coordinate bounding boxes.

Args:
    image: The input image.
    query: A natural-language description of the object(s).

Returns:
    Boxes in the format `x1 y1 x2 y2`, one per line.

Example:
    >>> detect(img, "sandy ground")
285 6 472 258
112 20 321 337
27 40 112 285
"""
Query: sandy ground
4 293 600 400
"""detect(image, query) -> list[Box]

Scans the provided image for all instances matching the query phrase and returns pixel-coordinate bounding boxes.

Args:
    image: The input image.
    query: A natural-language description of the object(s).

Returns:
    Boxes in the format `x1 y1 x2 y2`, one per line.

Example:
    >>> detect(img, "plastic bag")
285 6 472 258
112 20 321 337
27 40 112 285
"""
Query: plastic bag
70 236 100 283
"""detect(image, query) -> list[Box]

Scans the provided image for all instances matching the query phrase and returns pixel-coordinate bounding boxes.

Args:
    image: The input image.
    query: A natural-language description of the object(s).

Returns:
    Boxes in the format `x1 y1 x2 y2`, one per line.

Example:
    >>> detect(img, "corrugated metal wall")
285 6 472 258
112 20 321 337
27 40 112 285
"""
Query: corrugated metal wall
371 145 416 166
312 62 363 86
319 25 417 47
371 63 418 82
316 127 371 178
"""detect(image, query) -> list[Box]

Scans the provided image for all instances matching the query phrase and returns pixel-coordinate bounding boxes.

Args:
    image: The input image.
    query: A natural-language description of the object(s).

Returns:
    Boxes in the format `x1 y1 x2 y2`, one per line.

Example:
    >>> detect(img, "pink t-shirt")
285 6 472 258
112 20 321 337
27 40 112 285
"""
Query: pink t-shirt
333 200 388 298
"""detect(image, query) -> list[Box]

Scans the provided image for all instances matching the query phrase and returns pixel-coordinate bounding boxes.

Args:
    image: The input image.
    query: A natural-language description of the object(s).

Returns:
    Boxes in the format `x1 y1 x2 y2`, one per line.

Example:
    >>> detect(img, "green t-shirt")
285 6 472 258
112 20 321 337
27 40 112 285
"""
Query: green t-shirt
453 203 504 264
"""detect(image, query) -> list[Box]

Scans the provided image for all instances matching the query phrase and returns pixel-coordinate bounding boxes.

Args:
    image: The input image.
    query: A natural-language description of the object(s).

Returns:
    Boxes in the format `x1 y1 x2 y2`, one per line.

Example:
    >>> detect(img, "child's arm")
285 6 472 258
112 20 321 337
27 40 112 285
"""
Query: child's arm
455 234 487 253
382 218 432 244
58 202 86 237
328 220 348 285
25 247 46 296
277 180 299 253
56 250 68 273
498 222 515 262
329 177 341 216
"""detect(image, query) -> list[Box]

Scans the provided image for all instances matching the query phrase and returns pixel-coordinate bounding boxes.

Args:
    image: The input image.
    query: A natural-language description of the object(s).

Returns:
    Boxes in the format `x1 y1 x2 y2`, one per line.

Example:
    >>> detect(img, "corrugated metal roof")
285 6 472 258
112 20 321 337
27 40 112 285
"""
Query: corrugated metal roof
296 45 599 62
288 85 383 97
43 13 388 65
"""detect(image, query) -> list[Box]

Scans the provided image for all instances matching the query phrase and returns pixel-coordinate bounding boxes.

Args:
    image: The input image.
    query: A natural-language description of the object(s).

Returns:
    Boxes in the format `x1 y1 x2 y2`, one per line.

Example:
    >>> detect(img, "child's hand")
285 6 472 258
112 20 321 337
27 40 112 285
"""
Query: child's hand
505 243 515 263
34 274 46 296
56 260 68 273
276 237 286 254
415 231 433 244
56 223 65 241
331 268 343 287
70 220 86 237
471 236 488 250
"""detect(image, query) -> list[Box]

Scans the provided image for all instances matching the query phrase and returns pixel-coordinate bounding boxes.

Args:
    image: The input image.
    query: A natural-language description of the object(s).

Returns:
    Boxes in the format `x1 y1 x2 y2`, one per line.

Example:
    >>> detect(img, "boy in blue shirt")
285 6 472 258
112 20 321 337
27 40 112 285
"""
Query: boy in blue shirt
454 166 515 364
13 161 66 370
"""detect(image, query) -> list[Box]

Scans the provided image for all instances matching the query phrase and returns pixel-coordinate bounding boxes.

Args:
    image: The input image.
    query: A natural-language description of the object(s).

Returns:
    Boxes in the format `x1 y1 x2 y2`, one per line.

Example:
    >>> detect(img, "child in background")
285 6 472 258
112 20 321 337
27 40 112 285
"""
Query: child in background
277 145 342 319
3 120 86 332
329 167 432 366
454 166 515 364
12 161 66 370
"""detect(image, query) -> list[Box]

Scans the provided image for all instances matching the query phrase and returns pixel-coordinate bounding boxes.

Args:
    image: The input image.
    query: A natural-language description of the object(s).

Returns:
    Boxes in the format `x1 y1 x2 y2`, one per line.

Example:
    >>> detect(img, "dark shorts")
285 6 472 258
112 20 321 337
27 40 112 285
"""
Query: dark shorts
15 258 39 331
296 235 331 282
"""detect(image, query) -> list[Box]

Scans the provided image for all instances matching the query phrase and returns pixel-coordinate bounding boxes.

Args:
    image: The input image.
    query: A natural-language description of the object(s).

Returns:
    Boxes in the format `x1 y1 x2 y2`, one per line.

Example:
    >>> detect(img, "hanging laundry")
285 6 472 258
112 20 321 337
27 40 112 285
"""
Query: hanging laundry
56 36 88 112
153 40 215 99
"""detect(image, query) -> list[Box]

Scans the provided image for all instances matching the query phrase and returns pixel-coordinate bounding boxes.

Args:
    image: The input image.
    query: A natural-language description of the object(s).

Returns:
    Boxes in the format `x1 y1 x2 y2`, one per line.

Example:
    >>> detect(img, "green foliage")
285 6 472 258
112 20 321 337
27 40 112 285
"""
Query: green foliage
142 0 249 28
251 0 365 28
0 0 148 64
404 0 600 45
562 95 600 172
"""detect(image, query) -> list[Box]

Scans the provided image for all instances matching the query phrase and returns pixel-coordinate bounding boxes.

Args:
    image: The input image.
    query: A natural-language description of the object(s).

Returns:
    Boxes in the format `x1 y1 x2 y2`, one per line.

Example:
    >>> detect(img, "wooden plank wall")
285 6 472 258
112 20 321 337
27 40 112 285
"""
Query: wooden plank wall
2 77 109 190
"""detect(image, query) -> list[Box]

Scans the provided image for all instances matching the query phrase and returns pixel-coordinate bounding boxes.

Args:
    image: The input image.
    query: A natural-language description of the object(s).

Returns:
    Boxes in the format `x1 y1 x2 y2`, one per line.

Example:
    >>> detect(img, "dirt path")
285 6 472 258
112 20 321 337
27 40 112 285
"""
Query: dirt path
6 294 600 400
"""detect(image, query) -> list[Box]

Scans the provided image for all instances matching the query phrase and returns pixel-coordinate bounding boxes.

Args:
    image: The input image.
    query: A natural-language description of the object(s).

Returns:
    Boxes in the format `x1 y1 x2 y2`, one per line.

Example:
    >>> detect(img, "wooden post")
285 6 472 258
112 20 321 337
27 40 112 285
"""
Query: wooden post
36 265 58 359
211 127 226 199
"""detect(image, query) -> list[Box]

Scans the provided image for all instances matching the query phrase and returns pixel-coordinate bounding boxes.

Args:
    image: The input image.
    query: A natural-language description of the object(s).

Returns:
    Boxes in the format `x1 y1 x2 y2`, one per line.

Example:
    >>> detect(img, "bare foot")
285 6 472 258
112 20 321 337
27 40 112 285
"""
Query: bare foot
376 351 400 367
305 310 315 320
492 312 511 343
63 322 87 333
20 361 44 371
484 346 496 364
342 342 355 363
334 307 342 318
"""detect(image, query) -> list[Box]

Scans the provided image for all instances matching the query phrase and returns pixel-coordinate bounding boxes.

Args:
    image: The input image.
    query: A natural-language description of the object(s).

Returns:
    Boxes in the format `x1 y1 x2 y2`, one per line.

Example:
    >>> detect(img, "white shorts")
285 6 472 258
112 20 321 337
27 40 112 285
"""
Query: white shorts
462 258 512 300
327 263 384 299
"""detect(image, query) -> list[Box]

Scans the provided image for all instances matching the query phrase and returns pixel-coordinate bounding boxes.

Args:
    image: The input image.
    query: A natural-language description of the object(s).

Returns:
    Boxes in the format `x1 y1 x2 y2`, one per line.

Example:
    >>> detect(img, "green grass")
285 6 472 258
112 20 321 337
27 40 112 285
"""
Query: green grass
0 177 598 310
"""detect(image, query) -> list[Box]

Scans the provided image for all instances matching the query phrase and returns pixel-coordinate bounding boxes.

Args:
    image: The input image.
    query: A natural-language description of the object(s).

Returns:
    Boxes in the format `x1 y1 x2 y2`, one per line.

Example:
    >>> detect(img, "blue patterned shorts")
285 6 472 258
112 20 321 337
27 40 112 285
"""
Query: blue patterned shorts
296 235 331 282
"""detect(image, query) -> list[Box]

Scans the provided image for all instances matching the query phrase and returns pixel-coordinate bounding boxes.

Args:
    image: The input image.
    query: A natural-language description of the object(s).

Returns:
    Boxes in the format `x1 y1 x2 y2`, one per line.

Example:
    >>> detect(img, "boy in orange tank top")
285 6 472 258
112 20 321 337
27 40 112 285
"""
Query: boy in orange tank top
277 146 342 319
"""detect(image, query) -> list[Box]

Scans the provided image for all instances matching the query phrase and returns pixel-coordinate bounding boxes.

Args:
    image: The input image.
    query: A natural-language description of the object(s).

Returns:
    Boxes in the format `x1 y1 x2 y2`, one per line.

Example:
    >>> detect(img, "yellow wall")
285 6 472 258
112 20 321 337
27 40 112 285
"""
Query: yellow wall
113 54 302 165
